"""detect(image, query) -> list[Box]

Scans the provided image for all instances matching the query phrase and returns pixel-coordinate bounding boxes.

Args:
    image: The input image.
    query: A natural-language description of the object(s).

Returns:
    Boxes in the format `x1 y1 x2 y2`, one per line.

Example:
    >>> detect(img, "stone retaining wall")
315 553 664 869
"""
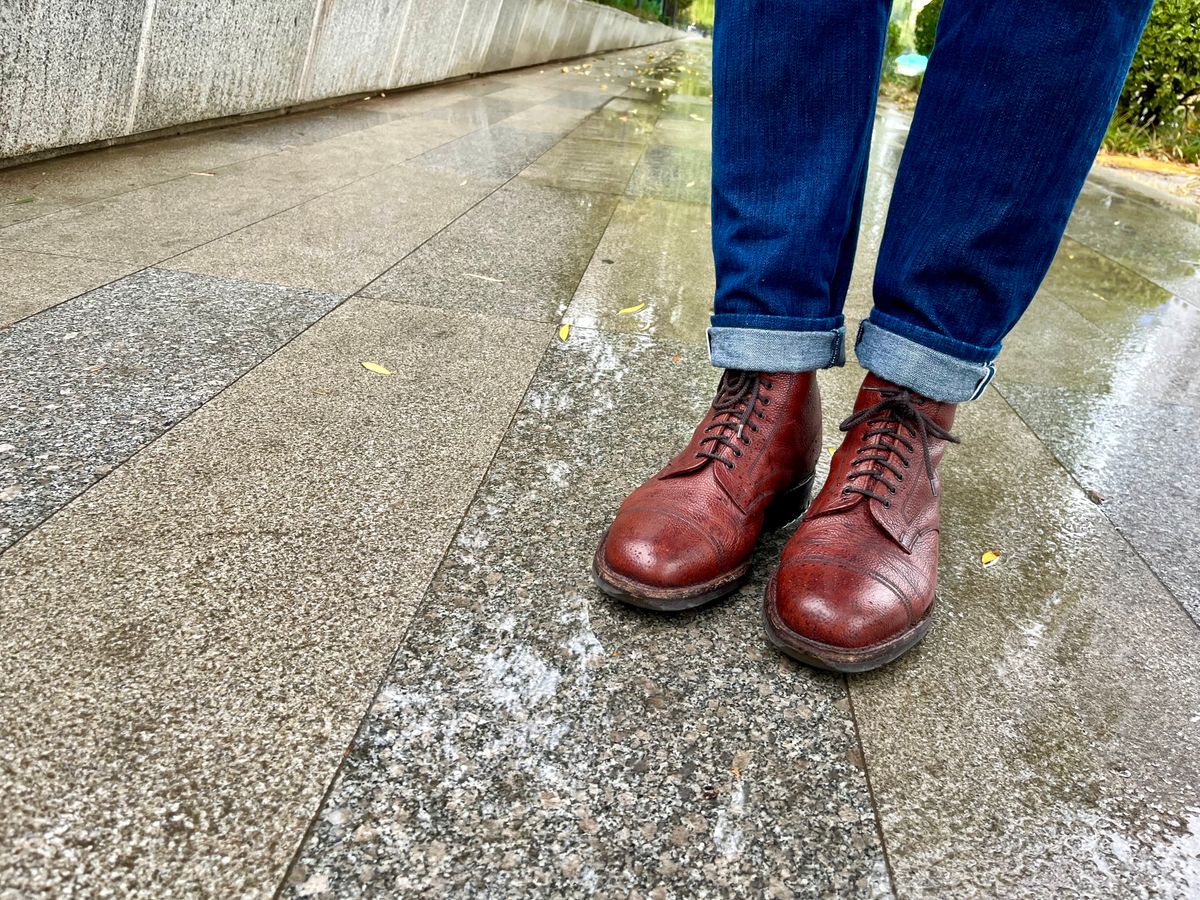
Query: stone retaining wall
0 0 679 161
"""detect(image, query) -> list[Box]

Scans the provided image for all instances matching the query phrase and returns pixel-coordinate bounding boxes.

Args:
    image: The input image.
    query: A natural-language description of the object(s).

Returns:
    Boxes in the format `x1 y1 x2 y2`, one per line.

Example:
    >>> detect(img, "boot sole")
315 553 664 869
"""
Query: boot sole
592 474 815 613
762 571 935 673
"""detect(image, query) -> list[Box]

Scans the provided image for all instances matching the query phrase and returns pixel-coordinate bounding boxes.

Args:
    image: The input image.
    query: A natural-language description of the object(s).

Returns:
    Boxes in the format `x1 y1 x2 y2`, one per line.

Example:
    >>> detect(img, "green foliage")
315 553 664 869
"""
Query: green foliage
913 0 943 58
1116 0 1200 130
882 20 904 79
1104 117 1200 165
686 0 714 29
587 0 663 23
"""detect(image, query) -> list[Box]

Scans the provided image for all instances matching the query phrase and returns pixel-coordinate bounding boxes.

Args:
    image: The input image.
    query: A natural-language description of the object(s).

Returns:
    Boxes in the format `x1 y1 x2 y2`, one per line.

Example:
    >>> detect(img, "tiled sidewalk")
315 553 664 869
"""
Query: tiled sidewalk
2 40 1198 899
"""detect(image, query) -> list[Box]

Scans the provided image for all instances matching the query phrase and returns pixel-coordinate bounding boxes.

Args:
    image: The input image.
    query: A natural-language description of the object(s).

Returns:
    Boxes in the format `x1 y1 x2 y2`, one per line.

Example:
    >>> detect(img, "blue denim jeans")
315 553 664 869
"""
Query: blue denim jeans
709 0 1154 402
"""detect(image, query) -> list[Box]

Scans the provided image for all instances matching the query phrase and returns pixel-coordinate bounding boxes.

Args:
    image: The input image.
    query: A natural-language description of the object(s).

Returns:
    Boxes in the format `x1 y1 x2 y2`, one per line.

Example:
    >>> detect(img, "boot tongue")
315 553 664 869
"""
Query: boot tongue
809 374 957 551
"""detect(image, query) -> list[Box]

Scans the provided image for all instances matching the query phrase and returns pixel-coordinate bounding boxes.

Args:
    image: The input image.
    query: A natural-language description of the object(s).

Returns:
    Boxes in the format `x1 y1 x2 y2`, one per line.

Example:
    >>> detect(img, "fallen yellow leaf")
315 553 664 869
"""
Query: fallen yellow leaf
619 302 646 315
981 550 1002 568
361 362 392 375
558 323 571 342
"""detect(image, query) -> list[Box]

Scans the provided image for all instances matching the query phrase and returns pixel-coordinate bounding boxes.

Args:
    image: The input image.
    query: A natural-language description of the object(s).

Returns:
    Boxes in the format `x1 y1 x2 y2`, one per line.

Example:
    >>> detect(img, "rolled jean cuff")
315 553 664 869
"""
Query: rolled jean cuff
707 324 846 372
854 320 995 403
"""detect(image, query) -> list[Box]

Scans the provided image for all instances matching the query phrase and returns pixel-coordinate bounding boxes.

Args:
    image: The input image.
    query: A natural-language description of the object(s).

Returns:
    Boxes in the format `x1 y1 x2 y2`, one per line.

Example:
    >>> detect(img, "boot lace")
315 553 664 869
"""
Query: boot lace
694 370 772 470
838 386 959 507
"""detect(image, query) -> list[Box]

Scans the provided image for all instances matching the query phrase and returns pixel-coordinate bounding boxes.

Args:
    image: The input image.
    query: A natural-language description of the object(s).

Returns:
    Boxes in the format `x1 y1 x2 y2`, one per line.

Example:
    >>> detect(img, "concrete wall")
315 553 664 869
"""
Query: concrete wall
0 0 678 161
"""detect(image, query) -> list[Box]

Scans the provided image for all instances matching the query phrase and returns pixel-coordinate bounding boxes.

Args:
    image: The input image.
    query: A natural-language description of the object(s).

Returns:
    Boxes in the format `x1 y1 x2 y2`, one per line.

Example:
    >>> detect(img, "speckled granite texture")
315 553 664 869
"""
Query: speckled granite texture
282 330 888 899
3 38 1200 900
0 267 340 550
0 300 551 898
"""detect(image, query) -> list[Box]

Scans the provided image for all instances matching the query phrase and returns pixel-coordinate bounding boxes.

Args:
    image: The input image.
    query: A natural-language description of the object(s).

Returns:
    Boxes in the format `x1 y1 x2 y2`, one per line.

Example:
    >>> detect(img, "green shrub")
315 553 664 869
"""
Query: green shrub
1117 0 1200 130
882 20 904 79
913 0 943 57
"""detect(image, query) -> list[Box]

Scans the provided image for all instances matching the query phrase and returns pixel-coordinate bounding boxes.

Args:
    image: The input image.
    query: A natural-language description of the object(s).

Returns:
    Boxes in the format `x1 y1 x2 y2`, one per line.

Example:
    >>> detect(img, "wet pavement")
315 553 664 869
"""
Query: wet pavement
2 39 1199 900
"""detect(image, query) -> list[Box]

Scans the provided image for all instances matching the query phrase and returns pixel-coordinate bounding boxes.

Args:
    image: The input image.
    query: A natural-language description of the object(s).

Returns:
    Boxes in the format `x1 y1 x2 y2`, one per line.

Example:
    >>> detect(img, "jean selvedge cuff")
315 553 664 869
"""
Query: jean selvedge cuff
854 319 995 403
707 325 846 372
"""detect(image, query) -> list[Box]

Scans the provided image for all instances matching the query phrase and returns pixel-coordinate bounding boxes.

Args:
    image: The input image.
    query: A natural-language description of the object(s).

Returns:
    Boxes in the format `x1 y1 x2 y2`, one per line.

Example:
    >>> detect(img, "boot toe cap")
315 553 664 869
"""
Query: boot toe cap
772 558 911 650
601 510 726 590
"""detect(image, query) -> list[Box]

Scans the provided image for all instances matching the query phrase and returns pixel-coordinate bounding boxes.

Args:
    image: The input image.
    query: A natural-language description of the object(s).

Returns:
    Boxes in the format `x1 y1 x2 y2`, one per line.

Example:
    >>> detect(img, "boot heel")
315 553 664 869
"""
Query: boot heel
764 472 816 531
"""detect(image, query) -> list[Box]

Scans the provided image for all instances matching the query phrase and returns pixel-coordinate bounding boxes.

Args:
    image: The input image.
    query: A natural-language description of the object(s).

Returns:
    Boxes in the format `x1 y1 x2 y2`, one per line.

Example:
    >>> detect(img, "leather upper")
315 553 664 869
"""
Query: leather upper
771 374 958 649
601 370 822 590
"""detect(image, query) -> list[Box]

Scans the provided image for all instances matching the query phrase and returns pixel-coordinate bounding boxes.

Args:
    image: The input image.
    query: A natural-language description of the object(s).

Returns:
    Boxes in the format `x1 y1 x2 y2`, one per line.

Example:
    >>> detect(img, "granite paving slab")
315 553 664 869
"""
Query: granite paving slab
501 103 596 136
996 382 1200 627
0 133 278 228
0 140 400 264
0 299 551 899
566 196 713 343
283 328 887 899
0 248 137 326
1001 238 1200 406
521 137 645 196
423 96 533 129
363 178 618 322
164 166 503 294
649 117 712 152
626 145 712 205
547 89 614 111
841 380 1200 897
0 268 340 550
1067 180 1200 307
570 107 659 145
410 125 561 181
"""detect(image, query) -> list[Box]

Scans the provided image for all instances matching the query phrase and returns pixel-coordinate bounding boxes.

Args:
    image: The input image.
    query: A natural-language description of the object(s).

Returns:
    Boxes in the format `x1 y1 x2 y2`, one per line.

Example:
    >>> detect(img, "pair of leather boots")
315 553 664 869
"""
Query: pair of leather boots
593 369 958 673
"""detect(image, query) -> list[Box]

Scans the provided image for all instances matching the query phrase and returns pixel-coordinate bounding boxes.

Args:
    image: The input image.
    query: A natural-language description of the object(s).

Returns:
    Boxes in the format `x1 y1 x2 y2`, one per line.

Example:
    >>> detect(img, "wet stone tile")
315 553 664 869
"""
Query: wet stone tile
0 138 400 264
650 117 712 152
566 197 713 343
363 178 618 322
1001 239 1200 406
995 382 1200 627
844 382 1200 897
1067 181 1200 307
284 329 888 899
165 165 502 294
547 89 613 110
0 268 340 549
570 107 659 145
501 103 594 136
521 137 645 195
0 249 137 326
626 145 711 205
422 96 532 130
410 125 560 181
0 299 551 898
0 132 276 228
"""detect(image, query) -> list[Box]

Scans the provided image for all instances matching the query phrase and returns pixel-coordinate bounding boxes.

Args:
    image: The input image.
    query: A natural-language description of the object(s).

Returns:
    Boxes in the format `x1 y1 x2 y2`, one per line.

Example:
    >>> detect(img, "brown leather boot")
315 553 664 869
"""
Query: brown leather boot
594 370 822 612
763 373 959 672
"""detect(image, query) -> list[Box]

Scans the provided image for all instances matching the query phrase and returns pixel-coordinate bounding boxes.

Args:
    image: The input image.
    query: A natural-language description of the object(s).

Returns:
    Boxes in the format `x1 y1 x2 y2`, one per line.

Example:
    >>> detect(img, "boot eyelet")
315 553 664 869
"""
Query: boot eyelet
888 486 897 494
883 500 891 508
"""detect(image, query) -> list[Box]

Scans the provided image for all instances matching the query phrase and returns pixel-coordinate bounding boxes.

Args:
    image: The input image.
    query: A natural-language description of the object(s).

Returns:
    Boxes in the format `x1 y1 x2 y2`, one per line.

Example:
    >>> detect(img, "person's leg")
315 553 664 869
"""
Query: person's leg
595 1 891 609
859 0 1155 402
708 0 892 372
766 0 1154 672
